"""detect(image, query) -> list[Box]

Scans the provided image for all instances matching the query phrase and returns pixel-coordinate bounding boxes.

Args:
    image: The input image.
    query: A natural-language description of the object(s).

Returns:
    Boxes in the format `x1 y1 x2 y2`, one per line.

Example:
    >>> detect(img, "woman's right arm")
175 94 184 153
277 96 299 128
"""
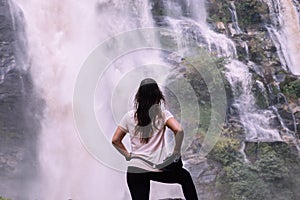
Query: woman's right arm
112 127 131 160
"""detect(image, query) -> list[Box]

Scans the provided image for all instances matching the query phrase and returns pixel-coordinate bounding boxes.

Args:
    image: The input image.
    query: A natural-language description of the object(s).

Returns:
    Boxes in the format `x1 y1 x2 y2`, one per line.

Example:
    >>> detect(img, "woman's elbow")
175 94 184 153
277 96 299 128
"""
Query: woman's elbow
112 127 126 145
112 139 116 145
112 136 120 145
112 134 119 145
175 124 184 133
174 128 184 135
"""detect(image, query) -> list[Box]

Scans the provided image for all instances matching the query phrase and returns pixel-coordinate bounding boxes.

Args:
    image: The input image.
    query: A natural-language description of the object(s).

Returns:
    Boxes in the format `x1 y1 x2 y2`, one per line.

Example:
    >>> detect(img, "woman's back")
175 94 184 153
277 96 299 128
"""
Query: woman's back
119 109 173 171
112 78 198 200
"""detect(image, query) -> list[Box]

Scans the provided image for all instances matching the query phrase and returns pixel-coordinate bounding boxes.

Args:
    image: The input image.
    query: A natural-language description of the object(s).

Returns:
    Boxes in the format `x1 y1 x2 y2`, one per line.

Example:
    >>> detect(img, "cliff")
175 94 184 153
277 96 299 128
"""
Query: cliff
150 0 300 199
0 0 41 199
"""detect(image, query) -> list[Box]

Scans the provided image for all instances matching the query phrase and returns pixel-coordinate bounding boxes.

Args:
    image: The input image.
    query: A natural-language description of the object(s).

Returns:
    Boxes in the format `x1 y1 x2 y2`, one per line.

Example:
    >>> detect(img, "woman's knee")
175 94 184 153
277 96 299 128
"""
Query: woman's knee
176 169 194 184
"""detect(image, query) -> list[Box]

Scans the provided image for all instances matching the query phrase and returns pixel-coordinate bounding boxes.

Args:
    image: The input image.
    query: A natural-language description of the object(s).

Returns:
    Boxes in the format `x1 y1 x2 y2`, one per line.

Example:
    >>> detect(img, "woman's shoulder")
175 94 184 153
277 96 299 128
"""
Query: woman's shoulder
119 110 136 129
123 110 135 121
127 110 135 116
161 108 174 122
161 106 172 114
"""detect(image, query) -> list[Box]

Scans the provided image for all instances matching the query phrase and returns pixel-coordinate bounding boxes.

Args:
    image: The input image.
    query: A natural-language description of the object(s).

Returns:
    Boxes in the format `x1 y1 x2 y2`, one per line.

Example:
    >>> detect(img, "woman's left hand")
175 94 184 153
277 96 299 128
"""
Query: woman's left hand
125 152 132 161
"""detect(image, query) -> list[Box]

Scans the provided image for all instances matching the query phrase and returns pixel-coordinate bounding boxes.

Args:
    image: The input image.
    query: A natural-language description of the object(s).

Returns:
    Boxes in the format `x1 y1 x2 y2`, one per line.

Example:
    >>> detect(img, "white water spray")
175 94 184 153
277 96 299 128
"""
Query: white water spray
15 0 125 199
228 1 243 35
14 0 181 199
163 0 282 143
225 60 282 142
12 0 300 198
264 0 300 75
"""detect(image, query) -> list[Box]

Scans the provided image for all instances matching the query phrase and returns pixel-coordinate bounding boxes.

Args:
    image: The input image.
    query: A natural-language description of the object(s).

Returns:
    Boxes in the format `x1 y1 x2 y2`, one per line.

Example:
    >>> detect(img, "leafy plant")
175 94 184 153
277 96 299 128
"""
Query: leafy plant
207 135 240 165
0 197 11 200
281 79 300 100
235 0 269 29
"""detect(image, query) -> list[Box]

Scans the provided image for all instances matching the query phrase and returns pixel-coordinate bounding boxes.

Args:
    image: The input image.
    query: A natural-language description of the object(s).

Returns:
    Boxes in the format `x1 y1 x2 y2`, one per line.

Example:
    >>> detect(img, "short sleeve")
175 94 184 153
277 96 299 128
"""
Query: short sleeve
163 110 174 124
118 112 129 132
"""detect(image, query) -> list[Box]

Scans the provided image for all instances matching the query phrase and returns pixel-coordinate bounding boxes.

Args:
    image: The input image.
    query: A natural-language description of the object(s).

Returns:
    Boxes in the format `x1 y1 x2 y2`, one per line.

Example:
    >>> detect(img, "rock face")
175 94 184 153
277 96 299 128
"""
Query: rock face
184 156 221 200
219 0 300 140
150 0 300 199
0 0 42 199
0 0 299 199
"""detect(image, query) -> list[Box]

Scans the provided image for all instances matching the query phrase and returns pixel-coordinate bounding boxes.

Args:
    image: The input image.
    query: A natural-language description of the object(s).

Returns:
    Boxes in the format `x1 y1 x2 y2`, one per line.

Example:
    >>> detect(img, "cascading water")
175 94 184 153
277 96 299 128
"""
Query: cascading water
225 61 282 142
264 0 300 75
228 1 243 35
8 0 300 199
14 0 189 199
15 1 124 199
161 0 282 143
10 0 155 199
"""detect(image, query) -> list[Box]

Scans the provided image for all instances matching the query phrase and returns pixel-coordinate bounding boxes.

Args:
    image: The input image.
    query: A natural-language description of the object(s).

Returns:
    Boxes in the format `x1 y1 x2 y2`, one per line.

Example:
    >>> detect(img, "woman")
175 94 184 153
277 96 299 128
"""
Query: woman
112 78 198 200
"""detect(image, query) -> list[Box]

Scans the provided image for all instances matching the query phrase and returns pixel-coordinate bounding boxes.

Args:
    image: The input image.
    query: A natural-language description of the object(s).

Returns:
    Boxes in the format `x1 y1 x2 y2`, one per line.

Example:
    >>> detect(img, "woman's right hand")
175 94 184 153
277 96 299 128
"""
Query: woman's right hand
172 151 181 162
164 152 181 163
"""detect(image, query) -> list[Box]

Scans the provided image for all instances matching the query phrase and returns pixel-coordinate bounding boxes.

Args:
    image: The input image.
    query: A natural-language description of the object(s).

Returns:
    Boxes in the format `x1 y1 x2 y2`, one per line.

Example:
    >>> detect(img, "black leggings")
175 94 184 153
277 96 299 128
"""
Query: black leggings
126 167 198 200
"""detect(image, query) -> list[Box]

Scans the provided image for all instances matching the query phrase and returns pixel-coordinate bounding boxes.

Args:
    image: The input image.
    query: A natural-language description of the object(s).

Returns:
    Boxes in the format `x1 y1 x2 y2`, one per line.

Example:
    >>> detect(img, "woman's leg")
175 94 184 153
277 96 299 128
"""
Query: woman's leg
126 167 151 200
176 168 198 200
150 168 198 200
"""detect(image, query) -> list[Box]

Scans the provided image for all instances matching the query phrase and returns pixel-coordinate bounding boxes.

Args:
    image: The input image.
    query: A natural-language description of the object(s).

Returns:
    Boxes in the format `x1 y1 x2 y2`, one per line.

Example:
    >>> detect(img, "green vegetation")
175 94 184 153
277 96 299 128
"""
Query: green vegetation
225 161 271 200
206 0 269 29
155 1 300 199
208 136 240 165
235 0 269 29
281 79 300 101
206 0 275 65
166 48 229 132
165 48 230 151
247 33 270 64
0 197 11 200
207 0 231 24
210 138 300 200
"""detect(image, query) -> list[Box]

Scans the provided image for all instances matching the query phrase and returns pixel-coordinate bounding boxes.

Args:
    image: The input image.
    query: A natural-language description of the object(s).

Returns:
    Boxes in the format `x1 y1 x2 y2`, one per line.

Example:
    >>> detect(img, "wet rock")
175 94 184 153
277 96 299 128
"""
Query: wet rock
0 1 41 199
200 174 217 183
159 199 184 200
184 156 222 200
215 21 226 33
227 23 237 36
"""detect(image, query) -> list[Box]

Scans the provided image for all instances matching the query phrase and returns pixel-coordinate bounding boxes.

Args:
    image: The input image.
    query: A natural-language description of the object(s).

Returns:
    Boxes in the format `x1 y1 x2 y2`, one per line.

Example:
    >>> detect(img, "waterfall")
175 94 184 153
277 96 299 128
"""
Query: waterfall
15 0 123 199
242 41 250 61
264 0 300 75
256 80 269 106
272 106 300 153
225 60 282 142
161 0 282 143
164 1 237 58
14 0 184 199
228 1 243 35
8 0 300 198
239 141 250 163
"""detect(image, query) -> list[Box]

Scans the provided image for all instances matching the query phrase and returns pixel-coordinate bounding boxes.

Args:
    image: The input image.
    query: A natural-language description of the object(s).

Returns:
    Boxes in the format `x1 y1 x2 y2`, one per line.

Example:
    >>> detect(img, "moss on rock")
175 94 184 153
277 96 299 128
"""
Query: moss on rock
0 197 11 200
235 0 269 30
280 79 300 101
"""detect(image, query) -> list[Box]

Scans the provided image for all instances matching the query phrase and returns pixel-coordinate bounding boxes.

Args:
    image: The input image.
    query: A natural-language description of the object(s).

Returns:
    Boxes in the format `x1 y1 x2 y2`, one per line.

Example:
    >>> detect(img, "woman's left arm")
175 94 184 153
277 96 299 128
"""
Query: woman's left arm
112 127 131 160
166 117 184 156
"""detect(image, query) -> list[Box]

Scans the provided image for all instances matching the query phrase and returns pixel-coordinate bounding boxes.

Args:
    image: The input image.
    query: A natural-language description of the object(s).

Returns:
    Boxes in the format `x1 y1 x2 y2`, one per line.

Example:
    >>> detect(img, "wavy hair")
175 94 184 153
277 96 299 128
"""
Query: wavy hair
134 78 165 144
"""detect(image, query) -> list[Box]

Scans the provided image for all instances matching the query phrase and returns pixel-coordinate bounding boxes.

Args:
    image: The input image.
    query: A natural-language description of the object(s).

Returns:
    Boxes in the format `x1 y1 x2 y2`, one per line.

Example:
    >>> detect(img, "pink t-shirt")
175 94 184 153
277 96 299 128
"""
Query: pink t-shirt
119 109 174 171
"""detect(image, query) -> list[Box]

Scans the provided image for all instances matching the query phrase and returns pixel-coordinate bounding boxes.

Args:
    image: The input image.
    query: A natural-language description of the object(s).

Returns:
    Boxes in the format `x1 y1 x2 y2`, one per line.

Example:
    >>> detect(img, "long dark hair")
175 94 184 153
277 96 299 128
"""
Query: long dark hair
134 78 165 144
